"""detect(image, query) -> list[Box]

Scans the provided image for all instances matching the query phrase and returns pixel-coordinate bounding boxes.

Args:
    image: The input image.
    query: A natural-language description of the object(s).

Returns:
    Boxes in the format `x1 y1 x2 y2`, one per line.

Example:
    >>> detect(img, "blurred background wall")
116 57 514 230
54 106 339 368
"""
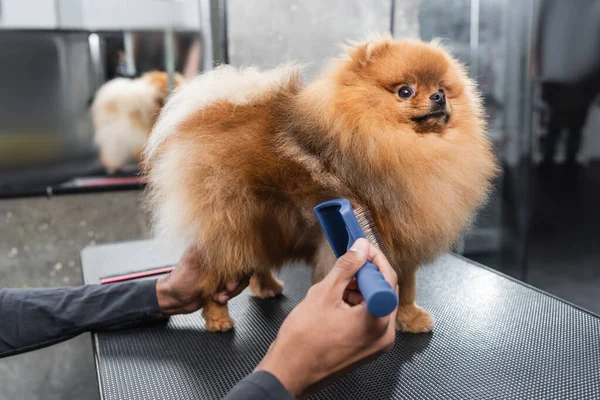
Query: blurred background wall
227 0 420 79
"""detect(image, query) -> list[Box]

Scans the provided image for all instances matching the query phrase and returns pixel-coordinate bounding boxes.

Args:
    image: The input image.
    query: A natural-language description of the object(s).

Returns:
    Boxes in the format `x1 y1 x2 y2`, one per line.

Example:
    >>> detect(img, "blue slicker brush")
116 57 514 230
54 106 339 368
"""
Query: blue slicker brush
314 198 398 317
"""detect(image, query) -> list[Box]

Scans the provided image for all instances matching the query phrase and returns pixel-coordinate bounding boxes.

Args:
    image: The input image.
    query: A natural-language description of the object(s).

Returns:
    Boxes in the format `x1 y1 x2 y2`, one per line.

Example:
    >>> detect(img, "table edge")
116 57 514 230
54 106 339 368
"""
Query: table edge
453 253 600 319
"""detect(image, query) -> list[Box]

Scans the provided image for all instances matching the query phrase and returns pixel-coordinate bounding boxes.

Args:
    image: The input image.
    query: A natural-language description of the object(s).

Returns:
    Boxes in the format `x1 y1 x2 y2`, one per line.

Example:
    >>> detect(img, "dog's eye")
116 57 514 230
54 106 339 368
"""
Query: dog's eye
397 86 414 99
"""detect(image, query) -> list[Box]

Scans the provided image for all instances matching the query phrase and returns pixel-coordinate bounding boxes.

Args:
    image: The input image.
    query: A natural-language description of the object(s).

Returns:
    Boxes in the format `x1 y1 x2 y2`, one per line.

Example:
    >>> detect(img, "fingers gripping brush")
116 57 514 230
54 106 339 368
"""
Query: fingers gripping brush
314 198 398 317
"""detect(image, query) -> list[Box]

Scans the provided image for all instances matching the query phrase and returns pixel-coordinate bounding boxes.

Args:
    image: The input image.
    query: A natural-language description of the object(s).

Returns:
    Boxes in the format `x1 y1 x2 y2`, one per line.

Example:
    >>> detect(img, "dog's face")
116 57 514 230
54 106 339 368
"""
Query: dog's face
331 38 475 137
318 37 493 184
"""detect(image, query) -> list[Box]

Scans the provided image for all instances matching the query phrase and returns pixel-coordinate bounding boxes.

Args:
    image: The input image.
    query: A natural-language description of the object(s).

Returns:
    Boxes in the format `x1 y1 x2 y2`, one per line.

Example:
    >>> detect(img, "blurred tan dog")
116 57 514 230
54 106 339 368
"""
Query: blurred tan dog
92 71 182 173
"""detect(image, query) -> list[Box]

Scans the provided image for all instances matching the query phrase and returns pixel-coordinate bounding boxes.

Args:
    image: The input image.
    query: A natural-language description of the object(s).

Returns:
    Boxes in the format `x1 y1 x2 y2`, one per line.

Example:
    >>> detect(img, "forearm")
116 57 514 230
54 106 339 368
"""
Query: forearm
223 371 295 400
0 280 166 358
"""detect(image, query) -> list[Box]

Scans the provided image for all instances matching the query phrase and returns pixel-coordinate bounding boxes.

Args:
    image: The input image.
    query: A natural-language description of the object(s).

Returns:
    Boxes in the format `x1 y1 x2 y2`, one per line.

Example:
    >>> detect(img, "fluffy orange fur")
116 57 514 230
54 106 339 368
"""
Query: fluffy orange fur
144 37 499 332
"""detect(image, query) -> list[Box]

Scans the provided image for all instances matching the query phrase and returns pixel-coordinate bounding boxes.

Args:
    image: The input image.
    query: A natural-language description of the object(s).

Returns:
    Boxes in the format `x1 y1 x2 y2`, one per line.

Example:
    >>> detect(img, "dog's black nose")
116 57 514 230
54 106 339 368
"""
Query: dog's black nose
429 90 446 106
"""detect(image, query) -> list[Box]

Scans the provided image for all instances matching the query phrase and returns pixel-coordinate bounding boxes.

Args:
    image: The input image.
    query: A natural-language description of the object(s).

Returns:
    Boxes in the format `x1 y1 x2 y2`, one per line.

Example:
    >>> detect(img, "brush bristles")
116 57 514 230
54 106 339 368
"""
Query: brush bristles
353 205 392 260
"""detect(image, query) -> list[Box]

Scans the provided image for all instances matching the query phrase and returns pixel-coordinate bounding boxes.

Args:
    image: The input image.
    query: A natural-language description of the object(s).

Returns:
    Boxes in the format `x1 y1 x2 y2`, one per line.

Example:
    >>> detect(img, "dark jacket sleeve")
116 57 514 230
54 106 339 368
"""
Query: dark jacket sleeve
223 371 295 400
0 280 167 359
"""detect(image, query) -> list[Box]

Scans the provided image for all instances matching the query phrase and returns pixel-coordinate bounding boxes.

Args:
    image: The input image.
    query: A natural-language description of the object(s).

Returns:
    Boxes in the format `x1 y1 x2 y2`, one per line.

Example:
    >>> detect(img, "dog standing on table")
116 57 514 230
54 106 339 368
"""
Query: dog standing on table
143 36 498 333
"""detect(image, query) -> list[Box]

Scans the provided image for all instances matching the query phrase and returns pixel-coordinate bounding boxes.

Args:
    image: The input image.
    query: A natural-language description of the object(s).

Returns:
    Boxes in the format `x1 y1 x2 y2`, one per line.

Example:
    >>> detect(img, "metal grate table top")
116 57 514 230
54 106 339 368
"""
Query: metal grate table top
81 239 600 400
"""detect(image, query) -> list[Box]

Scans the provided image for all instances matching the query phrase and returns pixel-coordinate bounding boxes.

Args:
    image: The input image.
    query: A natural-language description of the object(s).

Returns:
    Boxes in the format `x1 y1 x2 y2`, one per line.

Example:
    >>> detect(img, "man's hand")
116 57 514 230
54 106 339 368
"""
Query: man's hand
255 238 398 397
156 247 249 315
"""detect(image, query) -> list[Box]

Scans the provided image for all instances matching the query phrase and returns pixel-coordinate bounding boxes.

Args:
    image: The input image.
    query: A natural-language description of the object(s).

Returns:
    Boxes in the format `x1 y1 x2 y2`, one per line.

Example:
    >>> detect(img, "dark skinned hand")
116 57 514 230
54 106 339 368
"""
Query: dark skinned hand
156 247 250 316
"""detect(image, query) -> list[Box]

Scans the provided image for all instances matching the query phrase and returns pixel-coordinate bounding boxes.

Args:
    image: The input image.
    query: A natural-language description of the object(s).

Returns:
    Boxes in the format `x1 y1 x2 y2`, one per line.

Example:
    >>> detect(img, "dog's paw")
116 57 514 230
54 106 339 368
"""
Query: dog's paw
249 275 284 299
205 315 235 332
396 304 434 333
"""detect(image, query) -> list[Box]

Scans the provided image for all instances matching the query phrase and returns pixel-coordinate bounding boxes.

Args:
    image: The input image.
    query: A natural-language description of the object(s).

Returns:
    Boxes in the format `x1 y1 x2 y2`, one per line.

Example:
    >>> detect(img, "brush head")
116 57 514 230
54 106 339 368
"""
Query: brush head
353 204 392 261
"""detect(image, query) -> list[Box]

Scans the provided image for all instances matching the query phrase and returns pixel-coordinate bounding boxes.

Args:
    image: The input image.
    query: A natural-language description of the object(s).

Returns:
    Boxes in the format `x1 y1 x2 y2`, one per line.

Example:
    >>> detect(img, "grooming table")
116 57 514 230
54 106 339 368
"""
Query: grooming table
81 240 600 399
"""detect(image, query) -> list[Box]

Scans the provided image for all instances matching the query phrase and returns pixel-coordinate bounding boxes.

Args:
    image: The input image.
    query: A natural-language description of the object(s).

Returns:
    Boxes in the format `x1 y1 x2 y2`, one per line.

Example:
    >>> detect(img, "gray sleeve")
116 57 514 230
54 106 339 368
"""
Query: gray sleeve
0 280 167 359
223 371 295 400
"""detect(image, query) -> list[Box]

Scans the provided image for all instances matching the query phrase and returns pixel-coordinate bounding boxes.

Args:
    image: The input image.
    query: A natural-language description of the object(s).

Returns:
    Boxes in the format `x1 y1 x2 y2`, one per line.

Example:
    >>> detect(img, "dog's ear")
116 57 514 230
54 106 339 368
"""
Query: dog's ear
345 34 393 66
174 72 185 87
152 93 166 110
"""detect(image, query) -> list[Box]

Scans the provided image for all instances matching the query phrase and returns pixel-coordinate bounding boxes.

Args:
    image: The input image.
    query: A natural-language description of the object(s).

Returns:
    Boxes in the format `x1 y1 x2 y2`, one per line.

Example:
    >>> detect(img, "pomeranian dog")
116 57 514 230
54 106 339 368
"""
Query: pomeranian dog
144 36 498 332
92 71 182 173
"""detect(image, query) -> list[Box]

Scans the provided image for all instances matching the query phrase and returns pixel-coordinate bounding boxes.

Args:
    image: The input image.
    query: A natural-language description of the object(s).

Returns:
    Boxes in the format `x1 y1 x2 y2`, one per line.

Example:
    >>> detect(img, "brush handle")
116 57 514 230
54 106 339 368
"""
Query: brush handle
356 261 398 317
